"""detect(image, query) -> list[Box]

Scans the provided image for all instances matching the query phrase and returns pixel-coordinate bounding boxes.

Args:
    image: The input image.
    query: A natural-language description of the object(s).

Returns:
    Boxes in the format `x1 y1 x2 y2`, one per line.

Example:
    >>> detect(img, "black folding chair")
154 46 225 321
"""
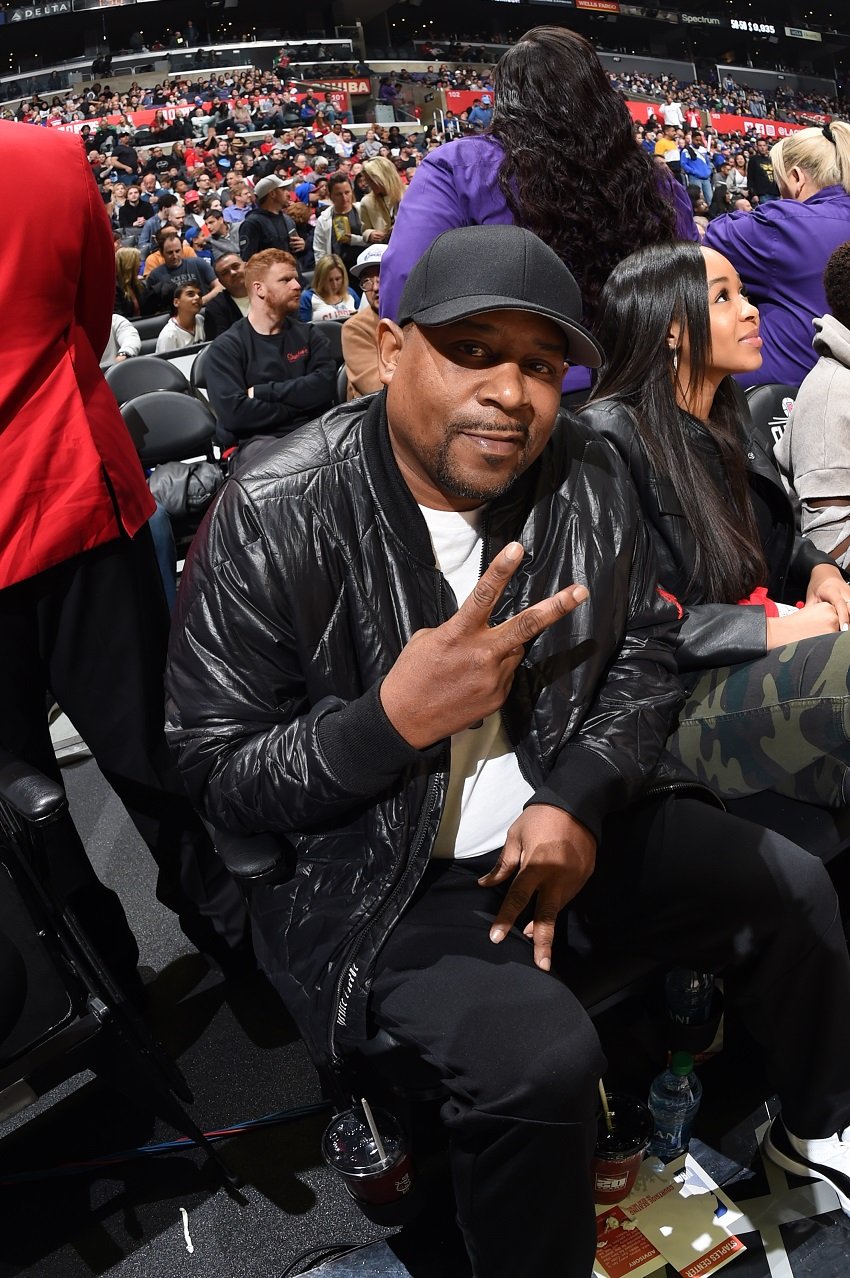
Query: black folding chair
120 390 217 467
745 382 799 457
0 754 239 1190
310 318 346 366
104 355 191 407
189 341 214 407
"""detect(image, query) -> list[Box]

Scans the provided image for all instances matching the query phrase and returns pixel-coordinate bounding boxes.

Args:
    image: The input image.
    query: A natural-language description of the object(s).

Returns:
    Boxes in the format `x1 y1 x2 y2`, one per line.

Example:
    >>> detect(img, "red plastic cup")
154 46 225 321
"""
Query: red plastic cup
592 1092 654 1204
321 1106 414 1206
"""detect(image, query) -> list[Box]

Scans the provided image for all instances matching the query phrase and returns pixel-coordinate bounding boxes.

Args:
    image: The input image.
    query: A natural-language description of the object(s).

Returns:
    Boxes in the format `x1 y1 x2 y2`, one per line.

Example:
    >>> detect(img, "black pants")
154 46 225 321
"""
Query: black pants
0 532 249 980
369 795 850 1278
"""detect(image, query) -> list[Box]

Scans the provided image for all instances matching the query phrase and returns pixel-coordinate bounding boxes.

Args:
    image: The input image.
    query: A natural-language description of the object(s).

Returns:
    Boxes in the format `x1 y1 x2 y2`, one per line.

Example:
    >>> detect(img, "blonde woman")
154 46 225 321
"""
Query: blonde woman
114 245 145 318
704 122 850 386
359 156 404 244
298 254 359 322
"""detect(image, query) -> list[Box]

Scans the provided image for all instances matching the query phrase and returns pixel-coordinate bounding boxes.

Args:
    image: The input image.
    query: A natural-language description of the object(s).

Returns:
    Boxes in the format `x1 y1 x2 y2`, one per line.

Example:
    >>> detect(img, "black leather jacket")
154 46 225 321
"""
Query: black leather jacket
579 399 834 676
165 393 690 1070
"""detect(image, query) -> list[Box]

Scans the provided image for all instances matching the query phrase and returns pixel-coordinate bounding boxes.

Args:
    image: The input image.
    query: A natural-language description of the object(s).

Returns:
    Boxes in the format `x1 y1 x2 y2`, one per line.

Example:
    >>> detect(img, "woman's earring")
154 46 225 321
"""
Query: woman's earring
672 348 679 374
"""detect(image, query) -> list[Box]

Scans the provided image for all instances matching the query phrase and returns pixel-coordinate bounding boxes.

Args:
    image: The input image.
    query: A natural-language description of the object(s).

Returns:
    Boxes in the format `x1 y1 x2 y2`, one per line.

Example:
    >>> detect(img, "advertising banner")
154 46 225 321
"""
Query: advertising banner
706 112 806 137
444 89 493 114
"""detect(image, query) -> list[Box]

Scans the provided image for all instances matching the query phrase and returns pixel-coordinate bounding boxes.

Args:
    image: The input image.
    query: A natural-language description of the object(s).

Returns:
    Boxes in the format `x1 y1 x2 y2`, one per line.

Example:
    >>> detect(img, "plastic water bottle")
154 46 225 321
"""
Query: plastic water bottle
665 969 715 1027
647 1051 702 1161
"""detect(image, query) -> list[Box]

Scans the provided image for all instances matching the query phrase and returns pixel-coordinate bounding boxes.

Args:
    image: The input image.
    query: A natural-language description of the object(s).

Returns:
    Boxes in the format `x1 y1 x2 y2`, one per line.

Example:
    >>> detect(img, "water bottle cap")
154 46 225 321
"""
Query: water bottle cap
671 1051 694 1075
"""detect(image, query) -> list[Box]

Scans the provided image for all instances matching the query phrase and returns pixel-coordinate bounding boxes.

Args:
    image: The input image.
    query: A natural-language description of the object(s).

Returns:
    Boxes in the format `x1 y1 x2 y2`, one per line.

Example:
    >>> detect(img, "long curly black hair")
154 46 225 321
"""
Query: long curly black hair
490 26 680 325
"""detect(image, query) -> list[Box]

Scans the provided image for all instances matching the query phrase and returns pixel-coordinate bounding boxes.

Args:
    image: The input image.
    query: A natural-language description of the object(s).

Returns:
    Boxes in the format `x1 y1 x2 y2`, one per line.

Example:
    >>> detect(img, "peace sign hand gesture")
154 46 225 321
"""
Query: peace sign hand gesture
379 542 588 750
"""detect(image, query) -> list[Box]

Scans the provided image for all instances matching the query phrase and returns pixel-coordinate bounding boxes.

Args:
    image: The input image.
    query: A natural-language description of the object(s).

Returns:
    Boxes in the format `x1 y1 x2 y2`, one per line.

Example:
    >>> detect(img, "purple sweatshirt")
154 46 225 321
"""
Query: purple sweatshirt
704 185 850 388
381 135 697 391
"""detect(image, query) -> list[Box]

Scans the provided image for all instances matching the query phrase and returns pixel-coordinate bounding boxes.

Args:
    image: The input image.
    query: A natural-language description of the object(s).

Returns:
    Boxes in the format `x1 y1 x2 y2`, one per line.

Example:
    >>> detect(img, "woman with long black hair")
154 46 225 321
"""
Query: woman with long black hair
580 240 850 806
380 26 695 397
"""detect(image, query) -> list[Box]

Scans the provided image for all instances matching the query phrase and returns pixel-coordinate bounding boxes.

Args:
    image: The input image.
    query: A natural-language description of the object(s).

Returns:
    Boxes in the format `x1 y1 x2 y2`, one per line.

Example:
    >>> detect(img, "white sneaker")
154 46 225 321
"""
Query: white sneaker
763 1116 850 1211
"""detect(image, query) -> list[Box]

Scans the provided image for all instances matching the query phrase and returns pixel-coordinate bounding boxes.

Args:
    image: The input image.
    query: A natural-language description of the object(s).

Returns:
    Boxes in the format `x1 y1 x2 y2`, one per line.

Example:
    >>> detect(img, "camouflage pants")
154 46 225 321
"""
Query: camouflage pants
667 630 850 807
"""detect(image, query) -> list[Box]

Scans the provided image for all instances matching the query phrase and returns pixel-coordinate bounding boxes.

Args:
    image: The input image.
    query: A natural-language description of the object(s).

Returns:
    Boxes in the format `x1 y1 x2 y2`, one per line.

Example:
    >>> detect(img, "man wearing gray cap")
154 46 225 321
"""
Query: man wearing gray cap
238 173 305 263
166 224 850 1276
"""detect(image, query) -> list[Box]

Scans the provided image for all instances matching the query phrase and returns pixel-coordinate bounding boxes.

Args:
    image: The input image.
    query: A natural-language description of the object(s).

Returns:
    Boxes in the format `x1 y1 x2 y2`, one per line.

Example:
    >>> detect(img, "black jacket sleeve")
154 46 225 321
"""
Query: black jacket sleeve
581 399 770 671
527 509 686 841
202 292 239 341
238 216 263 261
165 477 428 835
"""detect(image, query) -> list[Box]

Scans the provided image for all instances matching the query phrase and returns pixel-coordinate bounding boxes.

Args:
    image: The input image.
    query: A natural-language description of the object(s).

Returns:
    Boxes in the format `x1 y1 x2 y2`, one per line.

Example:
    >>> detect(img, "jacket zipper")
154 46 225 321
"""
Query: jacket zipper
328 570 449 1064
328 772 441 1064
642 777 724 808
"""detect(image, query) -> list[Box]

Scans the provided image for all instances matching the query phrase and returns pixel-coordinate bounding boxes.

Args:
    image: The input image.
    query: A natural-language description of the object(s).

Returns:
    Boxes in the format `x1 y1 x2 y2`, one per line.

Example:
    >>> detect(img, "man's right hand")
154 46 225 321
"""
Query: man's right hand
379 542 588 749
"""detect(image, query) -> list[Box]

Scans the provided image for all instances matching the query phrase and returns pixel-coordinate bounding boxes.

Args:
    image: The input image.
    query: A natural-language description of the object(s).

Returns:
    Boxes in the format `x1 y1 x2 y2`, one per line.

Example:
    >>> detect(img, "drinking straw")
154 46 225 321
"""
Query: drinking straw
360 1097 387 1163
598 1080 614 1134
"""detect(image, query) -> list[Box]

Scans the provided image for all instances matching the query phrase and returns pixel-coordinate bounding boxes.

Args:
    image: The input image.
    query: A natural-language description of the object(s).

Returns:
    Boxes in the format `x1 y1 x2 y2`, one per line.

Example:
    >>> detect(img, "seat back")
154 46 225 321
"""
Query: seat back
129 313 170 343
104 355 191 406
335 363 349 405
311 318 345 365
0 753 236 1186
190 342 213 403
121 390 217 465
745 383 798 457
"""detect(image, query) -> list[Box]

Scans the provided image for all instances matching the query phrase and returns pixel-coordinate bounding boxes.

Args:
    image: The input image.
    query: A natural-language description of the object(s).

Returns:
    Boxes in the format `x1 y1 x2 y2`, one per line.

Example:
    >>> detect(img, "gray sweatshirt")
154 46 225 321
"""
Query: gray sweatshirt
775 313 850 570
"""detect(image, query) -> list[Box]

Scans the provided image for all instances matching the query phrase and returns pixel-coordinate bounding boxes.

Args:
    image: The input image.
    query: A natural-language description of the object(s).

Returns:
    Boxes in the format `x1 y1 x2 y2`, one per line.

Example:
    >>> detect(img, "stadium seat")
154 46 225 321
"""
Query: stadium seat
105 355 191 406
745 382 798 457
311 318 346 366
120 390 217 466
335 363 348 405
0 752 237 1189
189 342 213 405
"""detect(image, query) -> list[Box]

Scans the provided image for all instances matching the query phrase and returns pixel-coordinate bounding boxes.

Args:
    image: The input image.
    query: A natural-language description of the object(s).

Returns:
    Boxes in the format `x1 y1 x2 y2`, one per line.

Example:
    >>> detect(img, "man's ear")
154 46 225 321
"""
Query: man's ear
377 318 405 386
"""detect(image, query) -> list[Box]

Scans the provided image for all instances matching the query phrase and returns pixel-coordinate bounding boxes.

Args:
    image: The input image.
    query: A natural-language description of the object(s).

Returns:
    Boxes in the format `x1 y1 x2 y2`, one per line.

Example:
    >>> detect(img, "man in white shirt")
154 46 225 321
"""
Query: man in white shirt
658 93 685 129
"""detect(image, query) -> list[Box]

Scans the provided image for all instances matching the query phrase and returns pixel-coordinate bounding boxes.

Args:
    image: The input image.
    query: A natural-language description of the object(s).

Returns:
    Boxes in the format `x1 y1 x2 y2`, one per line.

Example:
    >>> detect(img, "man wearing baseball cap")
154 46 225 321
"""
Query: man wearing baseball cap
238 173 305 263
167 224 846 1276
341 242 387 398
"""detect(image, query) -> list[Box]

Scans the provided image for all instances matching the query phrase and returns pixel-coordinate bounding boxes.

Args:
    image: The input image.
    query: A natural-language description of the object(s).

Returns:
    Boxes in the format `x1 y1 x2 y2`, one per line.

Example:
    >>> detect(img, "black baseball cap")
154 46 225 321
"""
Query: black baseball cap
397 224 602 367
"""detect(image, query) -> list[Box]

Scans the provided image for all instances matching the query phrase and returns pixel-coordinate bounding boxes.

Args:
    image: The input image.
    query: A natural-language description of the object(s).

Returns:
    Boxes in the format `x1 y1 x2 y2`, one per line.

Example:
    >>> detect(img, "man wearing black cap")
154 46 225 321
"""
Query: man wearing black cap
113 129 139 180
166 224 850 1277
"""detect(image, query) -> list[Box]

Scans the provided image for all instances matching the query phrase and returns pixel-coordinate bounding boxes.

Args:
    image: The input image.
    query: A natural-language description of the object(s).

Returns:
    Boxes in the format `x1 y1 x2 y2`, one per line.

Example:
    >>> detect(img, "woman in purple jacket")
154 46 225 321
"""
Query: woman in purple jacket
380 26 696 399
704 122 850 388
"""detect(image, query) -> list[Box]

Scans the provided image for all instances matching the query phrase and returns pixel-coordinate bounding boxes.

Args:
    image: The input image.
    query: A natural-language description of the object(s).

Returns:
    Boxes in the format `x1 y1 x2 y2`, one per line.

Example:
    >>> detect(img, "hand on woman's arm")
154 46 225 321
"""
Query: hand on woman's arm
767 601 841 648
805 562 850 630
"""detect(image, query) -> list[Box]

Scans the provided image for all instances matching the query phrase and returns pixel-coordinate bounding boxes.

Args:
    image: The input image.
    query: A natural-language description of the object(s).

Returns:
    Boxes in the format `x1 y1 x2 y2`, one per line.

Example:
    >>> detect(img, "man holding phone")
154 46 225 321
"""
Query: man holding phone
238 174 306 264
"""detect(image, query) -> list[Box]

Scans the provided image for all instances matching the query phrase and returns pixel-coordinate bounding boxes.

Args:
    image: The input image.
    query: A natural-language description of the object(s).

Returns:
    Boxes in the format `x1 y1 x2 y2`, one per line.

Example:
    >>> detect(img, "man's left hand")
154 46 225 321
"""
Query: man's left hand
479 805 597 972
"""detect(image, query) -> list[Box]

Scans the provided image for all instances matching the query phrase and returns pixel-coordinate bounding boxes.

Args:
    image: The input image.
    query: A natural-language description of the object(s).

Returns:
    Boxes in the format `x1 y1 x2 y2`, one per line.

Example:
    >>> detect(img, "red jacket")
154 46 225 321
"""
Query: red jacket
0 122 154 589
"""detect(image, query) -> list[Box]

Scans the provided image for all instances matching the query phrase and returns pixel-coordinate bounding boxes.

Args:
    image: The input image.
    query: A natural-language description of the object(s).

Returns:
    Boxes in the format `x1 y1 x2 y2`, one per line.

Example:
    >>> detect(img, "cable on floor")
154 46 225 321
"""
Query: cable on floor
0 1099 332 1185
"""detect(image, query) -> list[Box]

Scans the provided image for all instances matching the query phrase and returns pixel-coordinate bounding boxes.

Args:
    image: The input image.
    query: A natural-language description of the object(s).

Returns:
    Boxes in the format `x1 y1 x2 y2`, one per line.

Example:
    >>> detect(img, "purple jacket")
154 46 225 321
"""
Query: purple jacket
381 136 697 391
704 185 850 388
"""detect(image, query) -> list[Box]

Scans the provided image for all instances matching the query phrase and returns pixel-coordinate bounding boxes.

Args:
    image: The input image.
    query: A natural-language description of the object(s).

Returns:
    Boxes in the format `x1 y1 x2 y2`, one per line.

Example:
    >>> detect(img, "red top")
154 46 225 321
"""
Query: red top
0 121 154 589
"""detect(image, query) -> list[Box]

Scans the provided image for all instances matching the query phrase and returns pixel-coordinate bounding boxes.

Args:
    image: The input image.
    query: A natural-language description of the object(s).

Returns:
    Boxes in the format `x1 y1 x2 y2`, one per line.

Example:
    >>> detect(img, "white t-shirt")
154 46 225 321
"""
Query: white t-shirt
419 504 534 860
659 101 685 128
155 315 205 353
309 290 358 322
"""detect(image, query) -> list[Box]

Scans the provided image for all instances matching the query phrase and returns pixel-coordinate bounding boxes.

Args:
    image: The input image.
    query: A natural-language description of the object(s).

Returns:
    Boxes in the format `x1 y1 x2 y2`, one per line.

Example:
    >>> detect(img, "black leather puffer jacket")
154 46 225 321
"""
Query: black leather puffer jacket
580 399 834 676
165 392 689 1071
